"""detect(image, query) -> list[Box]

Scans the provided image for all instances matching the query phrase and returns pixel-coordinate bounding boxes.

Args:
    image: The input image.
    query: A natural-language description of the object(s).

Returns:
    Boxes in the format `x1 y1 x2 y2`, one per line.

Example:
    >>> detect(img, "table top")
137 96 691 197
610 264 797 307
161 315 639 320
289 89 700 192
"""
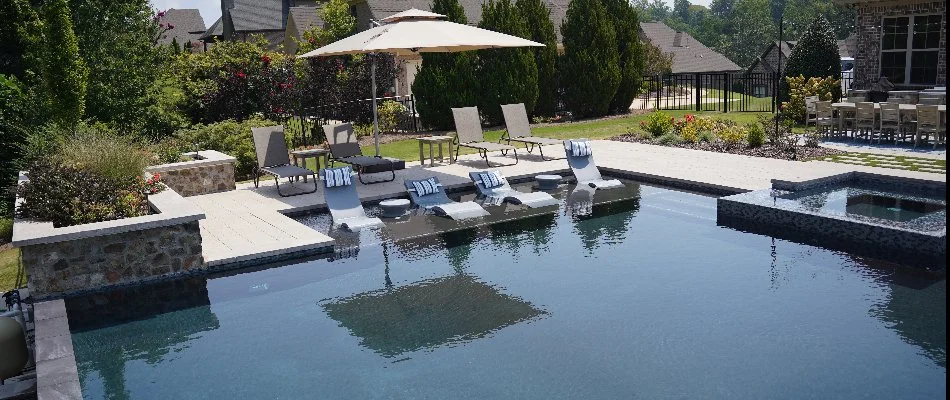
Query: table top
535 174 562 180
832 102 946 111
417 135 454 142
379 198 410 206
291 148 329 155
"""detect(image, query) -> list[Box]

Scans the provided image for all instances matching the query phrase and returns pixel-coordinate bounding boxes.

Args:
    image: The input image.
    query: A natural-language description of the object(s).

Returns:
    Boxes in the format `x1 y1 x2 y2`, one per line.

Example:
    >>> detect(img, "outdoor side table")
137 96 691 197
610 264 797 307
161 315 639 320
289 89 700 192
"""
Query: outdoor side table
535 174 561 190
417 136 455 166
379 199 410 218
291 148 330 182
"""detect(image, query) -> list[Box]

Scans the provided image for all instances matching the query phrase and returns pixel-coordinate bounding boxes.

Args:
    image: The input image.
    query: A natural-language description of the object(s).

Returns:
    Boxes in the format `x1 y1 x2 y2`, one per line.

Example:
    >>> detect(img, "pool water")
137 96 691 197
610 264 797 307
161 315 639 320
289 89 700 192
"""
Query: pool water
780 185 946 227
66 183 946 399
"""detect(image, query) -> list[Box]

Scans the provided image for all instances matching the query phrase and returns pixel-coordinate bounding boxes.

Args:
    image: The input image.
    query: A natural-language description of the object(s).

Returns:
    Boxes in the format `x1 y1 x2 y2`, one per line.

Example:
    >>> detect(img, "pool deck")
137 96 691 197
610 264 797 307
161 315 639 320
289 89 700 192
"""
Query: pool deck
191 140 945 267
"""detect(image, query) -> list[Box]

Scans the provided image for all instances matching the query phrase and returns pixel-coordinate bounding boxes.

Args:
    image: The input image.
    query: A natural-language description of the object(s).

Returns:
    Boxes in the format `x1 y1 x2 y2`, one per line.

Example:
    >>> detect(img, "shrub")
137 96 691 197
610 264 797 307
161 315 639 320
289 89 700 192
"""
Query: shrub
516 0 558 117
781 16 842 102
559 0 620 118
657 132 682 145
477 0 538 125
56 126 152 184
42 0 88 127
377 100 408 133
640 110 673 137
697 130 716 143
757 113 796 149
168 118 278 179
781 75 838 122
15 161 164 227
715 124 748 148
353 123 374 138
746 122 765 148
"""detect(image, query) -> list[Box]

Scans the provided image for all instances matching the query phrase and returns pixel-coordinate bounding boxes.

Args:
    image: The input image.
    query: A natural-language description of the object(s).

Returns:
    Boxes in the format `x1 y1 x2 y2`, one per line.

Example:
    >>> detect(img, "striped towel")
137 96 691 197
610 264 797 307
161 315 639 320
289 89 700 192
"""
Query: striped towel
478 171 504 189
411 178 441 196
324 166 352 187
570 140 591 157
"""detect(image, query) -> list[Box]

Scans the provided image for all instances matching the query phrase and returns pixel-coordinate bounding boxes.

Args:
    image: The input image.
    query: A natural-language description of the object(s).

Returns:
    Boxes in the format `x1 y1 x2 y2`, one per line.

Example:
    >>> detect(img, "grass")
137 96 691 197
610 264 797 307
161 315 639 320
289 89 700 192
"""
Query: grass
0 246 21 293
701 89 774 111
819 152 947 172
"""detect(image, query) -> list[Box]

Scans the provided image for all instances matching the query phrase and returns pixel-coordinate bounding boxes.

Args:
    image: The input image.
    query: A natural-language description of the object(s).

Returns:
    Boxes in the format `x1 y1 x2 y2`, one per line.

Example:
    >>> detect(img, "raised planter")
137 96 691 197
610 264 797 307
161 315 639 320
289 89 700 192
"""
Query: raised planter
145 150 236 197
12 173 207 299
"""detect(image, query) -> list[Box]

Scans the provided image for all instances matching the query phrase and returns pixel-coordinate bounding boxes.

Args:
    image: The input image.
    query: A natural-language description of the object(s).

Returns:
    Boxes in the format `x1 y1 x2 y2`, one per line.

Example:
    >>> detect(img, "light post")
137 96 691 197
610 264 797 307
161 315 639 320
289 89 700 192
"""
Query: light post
770 0 787 139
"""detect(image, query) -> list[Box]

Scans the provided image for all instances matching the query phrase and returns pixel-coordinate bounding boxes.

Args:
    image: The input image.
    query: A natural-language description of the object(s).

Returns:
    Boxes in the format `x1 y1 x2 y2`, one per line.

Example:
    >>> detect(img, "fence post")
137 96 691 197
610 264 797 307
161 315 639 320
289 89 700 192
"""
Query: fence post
655 75 660 110
723 73 730 113
695 74 701 112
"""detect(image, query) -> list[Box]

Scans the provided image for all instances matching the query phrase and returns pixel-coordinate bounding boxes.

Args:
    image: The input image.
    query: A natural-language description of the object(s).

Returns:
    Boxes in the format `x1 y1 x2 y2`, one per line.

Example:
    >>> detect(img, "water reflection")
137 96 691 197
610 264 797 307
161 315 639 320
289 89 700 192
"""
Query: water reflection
569 184 642 253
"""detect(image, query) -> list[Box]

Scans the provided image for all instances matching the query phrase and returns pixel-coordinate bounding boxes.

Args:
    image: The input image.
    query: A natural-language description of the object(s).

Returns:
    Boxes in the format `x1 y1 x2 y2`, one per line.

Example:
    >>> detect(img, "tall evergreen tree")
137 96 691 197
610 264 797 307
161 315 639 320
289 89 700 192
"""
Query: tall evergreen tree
43 0 87 127
516 0 558 117
560 0 620 118
782 15 842 100
412 0 478 129
476 0 538 125
604 0 644 114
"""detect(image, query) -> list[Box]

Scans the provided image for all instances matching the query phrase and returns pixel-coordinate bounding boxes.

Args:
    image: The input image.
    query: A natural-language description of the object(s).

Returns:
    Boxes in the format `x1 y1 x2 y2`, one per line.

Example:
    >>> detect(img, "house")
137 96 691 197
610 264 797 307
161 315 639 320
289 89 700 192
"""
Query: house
282 5 326 54
638 21 741 74
199 0 320 50
155 9 207 52
745 36 857 96
833 0 945 89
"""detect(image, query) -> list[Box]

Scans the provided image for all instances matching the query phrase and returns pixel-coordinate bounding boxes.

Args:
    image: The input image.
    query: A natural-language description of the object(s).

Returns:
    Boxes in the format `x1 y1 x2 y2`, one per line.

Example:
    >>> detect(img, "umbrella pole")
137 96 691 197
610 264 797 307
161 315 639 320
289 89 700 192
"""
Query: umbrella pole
372 54 381 157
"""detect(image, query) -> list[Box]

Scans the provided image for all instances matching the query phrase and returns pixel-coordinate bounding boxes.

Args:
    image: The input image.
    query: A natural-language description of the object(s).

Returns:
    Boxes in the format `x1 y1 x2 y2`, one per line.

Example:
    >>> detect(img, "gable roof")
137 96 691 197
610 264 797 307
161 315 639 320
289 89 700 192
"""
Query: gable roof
230 0 287 32
199 17 224 40
747 35 856 73
288 5 325 38
639 22 741 73
156 9 207 46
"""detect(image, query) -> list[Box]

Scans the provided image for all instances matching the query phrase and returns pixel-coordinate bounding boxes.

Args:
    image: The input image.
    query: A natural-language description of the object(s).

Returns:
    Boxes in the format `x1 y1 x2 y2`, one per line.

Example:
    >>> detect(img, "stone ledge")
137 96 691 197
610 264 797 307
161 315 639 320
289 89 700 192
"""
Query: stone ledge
144 150 236 173
12 173 205 247
33 300 82 400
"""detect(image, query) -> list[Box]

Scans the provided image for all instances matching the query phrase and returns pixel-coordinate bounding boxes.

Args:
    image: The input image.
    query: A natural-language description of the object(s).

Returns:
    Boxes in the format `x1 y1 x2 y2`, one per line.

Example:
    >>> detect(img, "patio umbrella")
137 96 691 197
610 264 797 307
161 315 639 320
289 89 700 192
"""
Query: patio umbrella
298 8 545 157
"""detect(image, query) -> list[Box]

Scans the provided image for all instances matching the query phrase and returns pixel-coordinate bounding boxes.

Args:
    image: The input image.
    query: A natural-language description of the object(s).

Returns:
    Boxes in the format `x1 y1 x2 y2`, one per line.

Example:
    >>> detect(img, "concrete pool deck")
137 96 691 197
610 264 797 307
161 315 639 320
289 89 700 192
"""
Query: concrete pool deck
190 140 945 267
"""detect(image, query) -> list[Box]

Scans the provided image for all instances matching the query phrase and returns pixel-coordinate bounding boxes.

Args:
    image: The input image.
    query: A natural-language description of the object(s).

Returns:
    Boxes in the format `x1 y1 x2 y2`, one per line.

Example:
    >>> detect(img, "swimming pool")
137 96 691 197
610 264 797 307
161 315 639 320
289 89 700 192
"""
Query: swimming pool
66 182 946 399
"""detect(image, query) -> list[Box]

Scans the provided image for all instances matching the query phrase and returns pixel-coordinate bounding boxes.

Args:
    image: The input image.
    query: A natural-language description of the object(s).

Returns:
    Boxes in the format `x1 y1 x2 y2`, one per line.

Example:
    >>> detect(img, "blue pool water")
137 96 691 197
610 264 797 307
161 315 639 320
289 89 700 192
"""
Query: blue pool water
66 183 946 399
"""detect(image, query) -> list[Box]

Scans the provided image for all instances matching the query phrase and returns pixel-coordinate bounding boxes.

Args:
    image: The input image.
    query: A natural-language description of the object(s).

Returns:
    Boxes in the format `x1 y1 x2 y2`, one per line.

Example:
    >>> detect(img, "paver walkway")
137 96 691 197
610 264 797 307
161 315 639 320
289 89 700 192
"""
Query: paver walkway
191 140 945 267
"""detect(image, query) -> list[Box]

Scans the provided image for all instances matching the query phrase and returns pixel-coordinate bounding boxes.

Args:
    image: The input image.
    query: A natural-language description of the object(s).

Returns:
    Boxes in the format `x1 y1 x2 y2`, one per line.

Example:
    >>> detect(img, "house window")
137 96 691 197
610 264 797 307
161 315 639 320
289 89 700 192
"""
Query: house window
880 15 942 85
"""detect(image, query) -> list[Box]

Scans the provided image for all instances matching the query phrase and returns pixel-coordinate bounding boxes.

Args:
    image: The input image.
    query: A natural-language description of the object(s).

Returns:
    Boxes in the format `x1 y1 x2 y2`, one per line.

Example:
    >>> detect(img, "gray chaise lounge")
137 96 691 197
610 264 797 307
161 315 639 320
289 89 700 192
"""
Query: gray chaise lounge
323 123 396 184
452 107 518 167
405 177 489 220
251 126 318 197
468 170 558 208
563 139 623 190
321 166 384 231
500 103 564 161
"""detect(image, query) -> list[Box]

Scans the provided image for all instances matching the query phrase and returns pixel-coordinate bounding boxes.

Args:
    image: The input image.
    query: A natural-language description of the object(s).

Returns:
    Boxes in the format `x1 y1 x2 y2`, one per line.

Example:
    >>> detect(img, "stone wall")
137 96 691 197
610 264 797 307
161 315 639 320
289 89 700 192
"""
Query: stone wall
22 221 204 298
853 0 946 88
158 163 235 197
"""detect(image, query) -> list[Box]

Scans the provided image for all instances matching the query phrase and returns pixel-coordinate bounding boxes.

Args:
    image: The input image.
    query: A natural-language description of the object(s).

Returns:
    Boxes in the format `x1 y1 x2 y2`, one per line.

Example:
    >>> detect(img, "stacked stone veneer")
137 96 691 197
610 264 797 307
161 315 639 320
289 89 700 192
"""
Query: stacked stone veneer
853 0 947 88
145 150 236 197
22 221 204 298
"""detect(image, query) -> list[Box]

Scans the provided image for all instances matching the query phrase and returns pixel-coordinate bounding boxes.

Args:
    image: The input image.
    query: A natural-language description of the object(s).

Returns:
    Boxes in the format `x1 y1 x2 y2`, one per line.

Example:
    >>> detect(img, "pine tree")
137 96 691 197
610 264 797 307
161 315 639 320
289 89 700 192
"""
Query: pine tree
604 0 644 114
782 15 842 101
42 0 88 127
412 0 478 129
516 0 558 117
560 0 620 118
476 0 538 125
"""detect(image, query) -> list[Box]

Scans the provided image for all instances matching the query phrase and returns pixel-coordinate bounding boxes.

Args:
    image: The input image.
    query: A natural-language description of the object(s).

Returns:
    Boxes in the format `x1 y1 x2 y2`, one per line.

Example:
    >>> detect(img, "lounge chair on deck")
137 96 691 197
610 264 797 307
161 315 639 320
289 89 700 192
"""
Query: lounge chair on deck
323 123 396 184
500 103 563 161
452 107 518 167
468 170 558 208
405 177 489 220
251 126 318 197
563 140 623 190
321 166 383 231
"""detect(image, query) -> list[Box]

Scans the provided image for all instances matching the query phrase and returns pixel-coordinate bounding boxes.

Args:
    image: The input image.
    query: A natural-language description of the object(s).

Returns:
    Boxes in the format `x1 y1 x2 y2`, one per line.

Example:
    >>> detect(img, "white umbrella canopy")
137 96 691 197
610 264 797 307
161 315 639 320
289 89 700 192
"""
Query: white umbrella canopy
297 9 545 157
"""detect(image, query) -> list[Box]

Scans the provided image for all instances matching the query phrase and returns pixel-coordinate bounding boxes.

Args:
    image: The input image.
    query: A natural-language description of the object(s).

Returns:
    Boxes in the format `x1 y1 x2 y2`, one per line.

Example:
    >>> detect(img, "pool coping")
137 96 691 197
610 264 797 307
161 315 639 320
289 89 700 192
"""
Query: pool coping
33 300 83 400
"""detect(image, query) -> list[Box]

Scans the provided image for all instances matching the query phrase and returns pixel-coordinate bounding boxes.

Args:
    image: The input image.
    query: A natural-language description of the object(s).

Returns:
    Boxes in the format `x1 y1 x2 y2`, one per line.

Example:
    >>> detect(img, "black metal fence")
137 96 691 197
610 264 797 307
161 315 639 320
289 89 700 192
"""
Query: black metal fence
634 72 778 113
290 94 420 147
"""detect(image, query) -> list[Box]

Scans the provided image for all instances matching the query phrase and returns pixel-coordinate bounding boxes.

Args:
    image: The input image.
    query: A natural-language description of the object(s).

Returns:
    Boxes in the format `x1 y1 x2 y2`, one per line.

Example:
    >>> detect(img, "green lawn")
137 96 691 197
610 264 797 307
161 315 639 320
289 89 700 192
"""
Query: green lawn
819 152 947 172
346 110 775 163
701 89 774 111
0 247 21 293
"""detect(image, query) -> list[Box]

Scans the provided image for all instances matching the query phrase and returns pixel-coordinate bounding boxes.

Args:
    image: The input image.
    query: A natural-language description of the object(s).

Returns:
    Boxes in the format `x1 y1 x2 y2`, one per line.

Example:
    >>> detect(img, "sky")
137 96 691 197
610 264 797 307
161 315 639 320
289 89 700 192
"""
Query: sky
150 0 711 28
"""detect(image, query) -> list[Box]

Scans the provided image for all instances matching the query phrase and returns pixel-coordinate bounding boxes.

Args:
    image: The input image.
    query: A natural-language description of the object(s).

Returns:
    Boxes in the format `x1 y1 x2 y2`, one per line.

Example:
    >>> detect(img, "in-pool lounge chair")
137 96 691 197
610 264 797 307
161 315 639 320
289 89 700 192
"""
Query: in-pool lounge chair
452 107 518 167
468 170 558 208
405 177 489 220
563 139 623 190
500 103 564 161
251 126 318 197
323 123 397 184
321 166 384 231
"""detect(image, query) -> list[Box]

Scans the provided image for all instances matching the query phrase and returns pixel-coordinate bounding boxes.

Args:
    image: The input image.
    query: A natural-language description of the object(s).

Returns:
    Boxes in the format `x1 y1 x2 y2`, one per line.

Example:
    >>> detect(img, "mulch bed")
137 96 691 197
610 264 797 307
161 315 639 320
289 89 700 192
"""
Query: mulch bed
610 134 846 161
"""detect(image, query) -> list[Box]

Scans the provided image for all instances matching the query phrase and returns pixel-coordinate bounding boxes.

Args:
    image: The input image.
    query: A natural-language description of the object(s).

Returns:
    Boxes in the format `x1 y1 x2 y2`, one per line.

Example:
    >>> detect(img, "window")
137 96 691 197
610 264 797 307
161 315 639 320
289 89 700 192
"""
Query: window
880 15 942 85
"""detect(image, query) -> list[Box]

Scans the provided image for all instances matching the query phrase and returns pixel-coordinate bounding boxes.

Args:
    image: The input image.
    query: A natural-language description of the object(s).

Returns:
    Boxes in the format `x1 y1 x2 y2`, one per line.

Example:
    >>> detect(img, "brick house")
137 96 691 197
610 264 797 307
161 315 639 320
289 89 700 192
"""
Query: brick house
834 0 946 89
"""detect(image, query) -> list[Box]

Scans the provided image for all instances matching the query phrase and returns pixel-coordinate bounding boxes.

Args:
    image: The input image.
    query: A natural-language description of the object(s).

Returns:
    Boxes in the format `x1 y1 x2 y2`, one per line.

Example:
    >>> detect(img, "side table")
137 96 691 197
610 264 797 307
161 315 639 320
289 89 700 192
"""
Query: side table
417 136 455 166
291 148 331 182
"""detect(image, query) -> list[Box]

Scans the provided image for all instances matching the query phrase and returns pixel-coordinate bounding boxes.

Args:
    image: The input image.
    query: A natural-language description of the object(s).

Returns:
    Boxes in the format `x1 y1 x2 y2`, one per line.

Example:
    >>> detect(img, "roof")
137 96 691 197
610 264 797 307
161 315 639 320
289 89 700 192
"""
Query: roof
747 36 854 73
288 5 325 38
229 0 287 32
199 17 224 40
639 22 741 73
156 9 207 46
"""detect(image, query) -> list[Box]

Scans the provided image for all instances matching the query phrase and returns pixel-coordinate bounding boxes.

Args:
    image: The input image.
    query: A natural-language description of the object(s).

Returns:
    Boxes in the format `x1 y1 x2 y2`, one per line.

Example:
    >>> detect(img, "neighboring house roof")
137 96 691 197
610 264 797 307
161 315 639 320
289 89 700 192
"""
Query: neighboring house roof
288 5 325 38
838 34 856 58
747 35 856 73
639 22 741 73
199 17 224 40
230 0 287 32
156 9 207 46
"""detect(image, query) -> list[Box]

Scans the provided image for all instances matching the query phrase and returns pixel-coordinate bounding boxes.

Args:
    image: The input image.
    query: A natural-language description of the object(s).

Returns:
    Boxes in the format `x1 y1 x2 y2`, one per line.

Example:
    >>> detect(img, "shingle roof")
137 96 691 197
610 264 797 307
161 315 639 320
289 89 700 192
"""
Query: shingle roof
199 17 224 40
156 9 207 46
230 0 287 32
639 22 740 73
288 5 325 38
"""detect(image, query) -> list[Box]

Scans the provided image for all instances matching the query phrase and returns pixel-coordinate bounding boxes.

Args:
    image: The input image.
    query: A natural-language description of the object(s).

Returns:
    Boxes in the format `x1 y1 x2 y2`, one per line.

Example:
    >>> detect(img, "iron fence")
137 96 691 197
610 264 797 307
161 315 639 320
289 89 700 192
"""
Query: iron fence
291 94 419 147
634 72 778 113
